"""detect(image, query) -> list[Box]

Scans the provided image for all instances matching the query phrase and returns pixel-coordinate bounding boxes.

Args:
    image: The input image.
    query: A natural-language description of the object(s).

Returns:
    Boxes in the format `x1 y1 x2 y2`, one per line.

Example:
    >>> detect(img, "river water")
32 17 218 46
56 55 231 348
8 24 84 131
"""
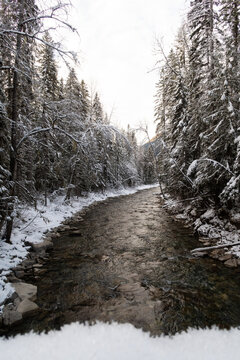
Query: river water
8 187 240 335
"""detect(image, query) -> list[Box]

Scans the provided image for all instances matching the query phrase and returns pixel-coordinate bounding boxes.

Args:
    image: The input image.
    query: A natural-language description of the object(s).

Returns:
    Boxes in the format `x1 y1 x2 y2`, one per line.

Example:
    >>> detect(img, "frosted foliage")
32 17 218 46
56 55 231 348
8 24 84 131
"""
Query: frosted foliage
187 160 198 177
154 0 240 206
220 175 240 206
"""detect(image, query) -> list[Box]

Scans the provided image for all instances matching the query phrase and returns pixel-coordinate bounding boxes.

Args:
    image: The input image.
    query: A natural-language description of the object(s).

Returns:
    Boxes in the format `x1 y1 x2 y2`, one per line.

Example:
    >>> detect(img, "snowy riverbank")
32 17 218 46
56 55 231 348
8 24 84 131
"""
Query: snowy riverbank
0 184 159 309
163 195 240 263
1 321 240 360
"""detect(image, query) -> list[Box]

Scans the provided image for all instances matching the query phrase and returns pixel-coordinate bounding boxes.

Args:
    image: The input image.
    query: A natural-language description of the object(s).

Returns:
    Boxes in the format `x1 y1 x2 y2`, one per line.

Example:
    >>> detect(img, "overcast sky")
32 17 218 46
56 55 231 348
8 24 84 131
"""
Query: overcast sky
63 0 188 139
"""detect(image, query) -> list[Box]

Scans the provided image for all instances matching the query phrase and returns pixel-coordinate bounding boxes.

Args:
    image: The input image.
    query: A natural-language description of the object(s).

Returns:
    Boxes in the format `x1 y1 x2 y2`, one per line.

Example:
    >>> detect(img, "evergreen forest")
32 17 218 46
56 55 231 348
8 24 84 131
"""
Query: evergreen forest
155 0 239 216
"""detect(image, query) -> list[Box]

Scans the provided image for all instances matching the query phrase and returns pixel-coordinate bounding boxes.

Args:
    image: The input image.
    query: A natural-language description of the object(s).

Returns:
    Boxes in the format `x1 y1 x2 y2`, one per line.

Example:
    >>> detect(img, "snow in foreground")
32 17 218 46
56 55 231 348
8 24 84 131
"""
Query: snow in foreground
0 184 158 308
1 322 240 360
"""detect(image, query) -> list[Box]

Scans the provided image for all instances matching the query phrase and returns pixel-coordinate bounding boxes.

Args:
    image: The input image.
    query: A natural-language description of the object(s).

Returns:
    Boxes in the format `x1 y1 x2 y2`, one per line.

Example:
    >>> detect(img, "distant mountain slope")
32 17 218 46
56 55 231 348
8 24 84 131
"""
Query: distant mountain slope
143 135 161 156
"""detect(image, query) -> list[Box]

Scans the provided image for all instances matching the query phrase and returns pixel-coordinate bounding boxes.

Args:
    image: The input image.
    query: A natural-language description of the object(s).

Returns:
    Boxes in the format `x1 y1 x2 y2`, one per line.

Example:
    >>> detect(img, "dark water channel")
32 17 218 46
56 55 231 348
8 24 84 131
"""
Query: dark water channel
8 188 240 335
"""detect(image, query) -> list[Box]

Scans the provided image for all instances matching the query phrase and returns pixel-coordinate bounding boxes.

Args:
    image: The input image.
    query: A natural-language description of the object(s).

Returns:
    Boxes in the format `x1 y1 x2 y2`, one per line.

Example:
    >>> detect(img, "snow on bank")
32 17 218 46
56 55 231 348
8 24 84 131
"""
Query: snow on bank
164 196 240 258
0 184 159 307
1 322 240 360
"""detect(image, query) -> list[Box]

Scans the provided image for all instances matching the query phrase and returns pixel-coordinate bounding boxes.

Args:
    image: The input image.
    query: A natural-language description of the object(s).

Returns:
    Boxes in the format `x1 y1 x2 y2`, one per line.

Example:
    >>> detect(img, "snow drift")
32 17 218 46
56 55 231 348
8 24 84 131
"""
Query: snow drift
1 322 240 360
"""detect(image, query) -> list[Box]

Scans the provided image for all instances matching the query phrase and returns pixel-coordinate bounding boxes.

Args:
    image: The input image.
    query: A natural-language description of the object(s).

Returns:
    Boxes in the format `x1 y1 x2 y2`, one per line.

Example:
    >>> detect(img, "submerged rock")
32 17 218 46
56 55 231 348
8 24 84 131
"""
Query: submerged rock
50 232 60 239
32 240 53 253
58 225 71 232
2 306 22 326
70 230 82 236
209 249 224 259
17 299 39 317
192 251 208 258
218 254 232 262
224 259 238 268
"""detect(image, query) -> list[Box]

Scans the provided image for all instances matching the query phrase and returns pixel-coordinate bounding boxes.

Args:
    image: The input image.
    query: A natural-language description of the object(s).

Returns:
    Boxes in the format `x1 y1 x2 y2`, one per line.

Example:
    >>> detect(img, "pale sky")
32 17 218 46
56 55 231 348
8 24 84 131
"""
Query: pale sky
62 0 188 139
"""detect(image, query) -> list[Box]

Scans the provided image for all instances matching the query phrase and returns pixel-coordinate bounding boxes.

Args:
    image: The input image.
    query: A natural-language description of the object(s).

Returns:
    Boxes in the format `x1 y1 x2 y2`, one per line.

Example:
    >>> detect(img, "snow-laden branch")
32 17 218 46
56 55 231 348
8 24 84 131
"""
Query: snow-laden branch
0 30 75 59
155 38 181 78
21 16 77 34
187 158 235 177
16 127 51 149
54 126 82 144
160 138 194 187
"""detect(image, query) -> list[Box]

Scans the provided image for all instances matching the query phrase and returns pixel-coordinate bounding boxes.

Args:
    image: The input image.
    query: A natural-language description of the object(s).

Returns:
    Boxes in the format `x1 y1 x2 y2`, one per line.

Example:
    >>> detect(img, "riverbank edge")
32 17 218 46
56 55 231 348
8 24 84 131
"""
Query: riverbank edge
0 184 159 331
161 193 240 267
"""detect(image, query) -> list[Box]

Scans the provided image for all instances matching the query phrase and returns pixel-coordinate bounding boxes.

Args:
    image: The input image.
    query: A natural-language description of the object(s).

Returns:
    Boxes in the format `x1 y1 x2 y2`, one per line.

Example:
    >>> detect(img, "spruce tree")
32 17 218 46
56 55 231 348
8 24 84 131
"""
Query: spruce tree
39 32 59 101
91 92 104 123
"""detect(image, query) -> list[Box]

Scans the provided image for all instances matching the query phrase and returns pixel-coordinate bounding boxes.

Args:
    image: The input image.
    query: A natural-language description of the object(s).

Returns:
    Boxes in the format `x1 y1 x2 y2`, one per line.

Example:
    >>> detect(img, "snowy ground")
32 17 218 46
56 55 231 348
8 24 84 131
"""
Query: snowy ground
1 321 240 360
0 184 159 309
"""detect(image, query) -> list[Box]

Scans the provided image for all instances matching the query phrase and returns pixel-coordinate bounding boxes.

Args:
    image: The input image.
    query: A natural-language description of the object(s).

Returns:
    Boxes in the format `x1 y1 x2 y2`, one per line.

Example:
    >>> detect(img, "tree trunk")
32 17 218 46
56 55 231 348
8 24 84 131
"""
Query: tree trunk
4 6 23 243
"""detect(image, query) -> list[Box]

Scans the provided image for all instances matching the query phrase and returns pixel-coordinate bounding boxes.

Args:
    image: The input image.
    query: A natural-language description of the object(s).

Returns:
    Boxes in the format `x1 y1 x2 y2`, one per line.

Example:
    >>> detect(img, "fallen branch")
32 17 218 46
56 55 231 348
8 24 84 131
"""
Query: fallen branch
191 241 240 253
20 211 40 231
162 195 208 206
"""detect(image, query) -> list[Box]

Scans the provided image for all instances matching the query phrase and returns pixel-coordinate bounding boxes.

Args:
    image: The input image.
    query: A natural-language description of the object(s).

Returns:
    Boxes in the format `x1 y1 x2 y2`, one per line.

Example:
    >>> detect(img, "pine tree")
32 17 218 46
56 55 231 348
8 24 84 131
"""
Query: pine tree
186 0 216 162
33 32 60 203
65 68 81 110
218 0 240 207
39 32 59 101
79 80 90 122
155 31 190 196
91 92 104 123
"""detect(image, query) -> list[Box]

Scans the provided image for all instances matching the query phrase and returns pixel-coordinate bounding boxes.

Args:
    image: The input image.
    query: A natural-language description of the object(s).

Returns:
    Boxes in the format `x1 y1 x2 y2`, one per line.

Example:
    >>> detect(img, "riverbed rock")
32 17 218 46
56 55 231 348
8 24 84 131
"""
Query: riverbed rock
44 236 53 242
199 237 210 243
33 263 43 268
34 268 46 276
13 296 21 307
218 254 232 262
58 225 71 232
192 251 208 257
224 222 237 232
7 274 21 283
209 249 224 259
70 230 82 236
50 232 60 239
230 213 240 226
17 299 39 317
200 209 215 221
12 282 37 302
190 208 197 217
3 306 22 326
21 259 35 268
32 240 53 253
14 270 25 279
224 258 238 268
209 217 224 227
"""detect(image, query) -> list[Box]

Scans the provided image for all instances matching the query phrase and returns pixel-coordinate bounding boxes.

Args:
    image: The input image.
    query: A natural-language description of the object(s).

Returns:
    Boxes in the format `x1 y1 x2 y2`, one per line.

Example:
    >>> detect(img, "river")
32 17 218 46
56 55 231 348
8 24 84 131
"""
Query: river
7 187 240 336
